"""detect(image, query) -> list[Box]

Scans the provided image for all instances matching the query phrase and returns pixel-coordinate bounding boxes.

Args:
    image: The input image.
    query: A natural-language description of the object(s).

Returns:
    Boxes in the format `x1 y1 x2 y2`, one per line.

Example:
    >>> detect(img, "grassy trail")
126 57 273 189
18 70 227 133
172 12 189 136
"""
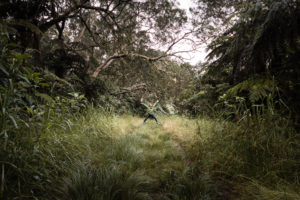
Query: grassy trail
106 115 217 200
5 110 299 199
62 113 299 200
55 114 218 200
111 115 198 188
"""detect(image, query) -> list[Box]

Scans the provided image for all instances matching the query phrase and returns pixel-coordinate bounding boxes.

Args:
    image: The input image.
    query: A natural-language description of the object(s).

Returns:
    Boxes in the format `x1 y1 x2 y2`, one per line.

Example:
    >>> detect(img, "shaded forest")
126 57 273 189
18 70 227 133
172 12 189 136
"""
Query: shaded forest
1 0 300 199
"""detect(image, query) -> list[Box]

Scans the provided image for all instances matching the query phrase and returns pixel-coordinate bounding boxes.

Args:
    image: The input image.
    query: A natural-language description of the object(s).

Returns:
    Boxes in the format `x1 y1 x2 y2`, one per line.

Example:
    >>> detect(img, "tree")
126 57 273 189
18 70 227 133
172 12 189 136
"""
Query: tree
1 0 195 78
193 0 300 83
191 0 300 117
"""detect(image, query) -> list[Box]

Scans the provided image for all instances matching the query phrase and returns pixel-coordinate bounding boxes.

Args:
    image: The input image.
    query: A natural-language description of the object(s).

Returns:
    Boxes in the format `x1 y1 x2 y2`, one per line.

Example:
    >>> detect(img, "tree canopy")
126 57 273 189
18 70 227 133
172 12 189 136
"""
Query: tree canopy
1 0 193 76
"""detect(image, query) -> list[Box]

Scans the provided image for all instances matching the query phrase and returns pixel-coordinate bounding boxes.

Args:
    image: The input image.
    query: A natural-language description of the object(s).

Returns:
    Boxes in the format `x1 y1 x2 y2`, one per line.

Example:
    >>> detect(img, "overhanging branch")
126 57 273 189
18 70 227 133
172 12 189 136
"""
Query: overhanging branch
91 31 198 78
112 83 146 95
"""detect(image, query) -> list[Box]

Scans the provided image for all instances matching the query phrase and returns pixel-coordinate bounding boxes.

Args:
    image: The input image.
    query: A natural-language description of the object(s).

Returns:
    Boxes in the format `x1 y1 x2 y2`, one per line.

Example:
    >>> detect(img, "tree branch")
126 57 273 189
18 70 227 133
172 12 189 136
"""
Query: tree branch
76 14 97 43
40 3 81 32
91 31 198 78
92 52 127 78
112 83 146 95
40 1 109 32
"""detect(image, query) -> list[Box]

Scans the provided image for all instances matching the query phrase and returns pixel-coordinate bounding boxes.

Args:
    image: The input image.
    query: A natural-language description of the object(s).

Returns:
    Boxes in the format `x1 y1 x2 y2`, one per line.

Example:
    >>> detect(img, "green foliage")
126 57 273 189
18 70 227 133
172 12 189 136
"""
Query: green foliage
202 0 300 81
212 74 290 122
180 82 230 116
42 47 88 78
0 108 221 199
239 180 300 200
1 1 300 200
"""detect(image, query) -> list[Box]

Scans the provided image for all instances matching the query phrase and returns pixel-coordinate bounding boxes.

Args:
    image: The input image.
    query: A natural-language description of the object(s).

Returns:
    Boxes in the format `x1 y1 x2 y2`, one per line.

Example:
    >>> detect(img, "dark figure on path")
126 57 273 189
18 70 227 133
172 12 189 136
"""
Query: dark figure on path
141 98 160 124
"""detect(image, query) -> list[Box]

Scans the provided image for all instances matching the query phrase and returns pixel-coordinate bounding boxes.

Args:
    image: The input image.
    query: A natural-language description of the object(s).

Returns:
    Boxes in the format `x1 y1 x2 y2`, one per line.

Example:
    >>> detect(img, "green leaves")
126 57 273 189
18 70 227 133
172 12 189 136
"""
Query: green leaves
8 115 18 129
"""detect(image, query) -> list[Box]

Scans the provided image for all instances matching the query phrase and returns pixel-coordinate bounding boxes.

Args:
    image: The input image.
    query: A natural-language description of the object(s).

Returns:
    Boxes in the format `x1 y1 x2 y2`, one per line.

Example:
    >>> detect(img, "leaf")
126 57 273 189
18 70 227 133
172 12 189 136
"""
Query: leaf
44 71 74 89
19 119 29 128
7 42 19 48
33 175 40 181
39 82 50 87
35 92 54 103
4 131 8 139
69 92 79 98
0 66 9 76
23 67 34 74
15 53 29 62
18 75 31 84
33 74 40 83
9 115 18 129
0 130 7 138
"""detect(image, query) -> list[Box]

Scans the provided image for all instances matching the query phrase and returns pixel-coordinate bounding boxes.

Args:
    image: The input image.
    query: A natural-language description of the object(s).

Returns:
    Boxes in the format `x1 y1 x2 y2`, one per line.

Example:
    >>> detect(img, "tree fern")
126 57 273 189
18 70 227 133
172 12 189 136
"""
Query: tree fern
206 0 300 83
226 75 277 103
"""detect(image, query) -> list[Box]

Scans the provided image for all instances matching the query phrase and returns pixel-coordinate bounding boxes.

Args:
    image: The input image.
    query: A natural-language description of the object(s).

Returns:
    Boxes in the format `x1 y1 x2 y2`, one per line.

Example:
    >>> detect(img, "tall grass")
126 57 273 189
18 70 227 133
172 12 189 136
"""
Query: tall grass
190 113 300 199
1 109 219 199
3 102 298 199
160 168 217 200
1 107 114 199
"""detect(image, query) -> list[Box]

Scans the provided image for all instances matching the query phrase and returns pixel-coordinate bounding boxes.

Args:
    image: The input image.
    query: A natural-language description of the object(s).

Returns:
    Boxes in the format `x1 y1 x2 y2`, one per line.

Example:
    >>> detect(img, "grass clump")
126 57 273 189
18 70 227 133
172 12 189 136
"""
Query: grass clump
58 164 153 200
160 168 218 200
239 180 300 200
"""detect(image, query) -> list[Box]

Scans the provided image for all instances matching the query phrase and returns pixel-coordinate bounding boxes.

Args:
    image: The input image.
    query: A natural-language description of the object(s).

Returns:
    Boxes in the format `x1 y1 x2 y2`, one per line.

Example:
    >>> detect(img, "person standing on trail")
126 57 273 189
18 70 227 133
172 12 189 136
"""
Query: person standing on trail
141 98 160 124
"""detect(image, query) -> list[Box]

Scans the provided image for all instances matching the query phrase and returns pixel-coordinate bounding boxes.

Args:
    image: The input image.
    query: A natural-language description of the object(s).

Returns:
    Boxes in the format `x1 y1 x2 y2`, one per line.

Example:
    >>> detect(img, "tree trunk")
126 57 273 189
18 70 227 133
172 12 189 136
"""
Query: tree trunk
33 33 42 64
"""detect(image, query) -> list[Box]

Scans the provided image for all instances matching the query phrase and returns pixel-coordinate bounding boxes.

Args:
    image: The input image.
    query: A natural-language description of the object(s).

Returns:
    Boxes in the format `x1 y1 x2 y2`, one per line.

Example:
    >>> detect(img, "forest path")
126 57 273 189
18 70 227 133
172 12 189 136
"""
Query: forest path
60 114 217 200
107 115 202 198
113 115 198 169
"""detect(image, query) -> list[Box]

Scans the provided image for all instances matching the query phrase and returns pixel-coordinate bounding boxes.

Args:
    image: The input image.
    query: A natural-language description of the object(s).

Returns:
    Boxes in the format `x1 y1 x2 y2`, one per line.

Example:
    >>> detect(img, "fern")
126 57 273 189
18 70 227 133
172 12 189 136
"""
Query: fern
206 0 300 83
226 75 277 103
43 70 74 90
35 92 54 103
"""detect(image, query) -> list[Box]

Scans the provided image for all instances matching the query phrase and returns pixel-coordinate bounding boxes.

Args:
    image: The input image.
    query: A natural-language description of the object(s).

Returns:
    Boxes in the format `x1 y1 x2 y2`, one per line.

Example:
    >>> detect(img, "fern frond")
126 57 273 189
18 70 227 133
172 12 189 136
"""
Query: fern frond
43 70 74 90
35 92 54 103
226 75 277 103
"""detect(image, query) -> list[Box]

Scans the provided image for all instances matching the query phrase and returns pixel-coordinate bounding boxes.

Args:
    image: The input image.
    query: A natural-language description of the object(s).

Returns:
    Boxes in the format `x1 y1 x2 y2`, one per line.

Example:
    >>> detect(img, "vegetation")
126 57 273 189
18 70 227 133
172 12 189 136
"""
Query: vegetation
1 0 300 199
